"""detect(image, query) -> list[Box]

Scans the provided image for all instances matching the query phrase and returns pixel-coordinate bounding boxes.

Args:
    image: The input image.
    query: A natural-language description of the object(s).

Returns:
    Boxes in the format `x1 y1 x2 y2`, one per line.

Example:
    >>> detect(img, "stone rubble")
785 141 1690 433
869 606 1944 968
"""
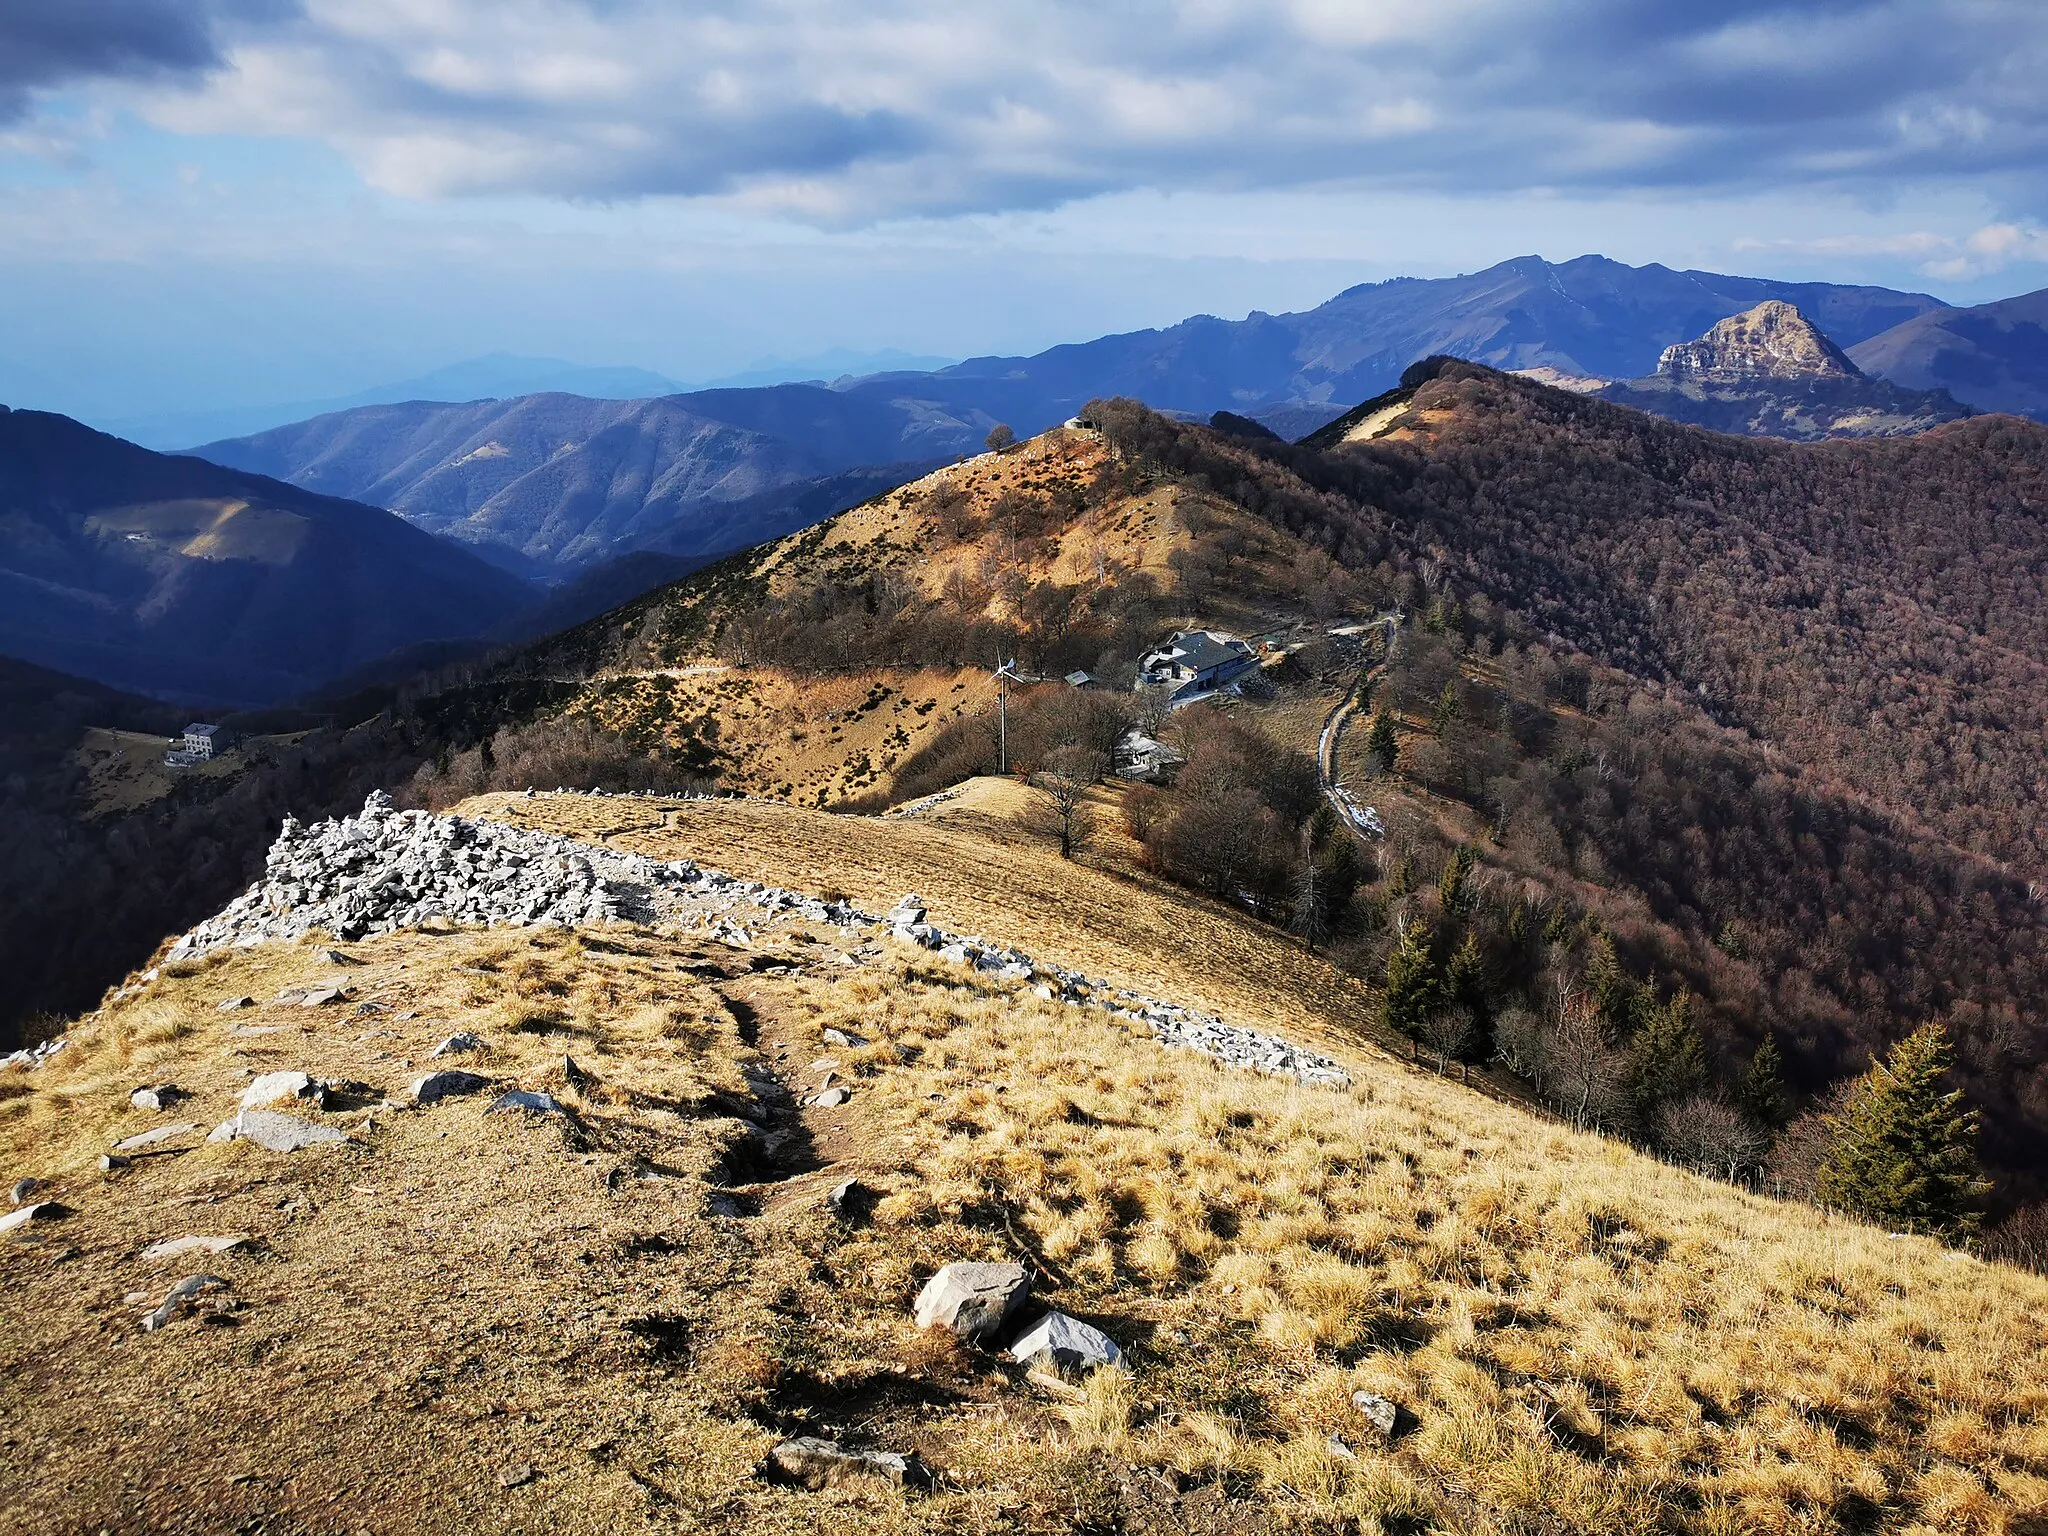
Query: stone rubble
142 1273 227 1332
767 1436 930 1490
151 792 1349 1089
915 1261 1034 1347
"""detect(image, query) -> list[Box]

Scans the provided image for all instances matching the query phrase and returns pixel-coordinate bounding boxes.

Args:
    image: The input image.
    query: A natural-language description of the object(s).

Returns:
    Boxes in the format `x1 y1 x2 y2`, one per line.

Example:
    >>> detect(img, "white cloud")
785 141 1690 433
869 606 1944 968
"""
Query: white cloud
66 0 2042 224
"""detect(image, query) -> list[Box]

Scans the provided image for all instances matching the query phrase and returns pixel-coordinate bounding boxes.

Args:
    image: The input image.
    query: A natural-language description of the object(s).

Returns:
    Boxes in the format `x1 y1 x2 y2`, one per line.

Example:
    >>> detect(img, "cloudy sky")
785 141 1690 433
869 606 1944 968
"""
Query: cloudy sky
4 0 2047 430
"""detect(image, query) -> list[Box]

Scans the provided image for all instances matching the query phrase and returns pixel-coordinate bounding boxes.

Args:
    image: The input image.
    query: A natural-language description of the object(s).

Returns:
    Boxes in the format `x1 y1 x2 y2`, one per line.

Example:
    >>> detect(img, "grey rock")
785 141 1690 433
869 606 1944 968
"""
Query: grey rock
100 1152 133 1171
914 1261 1033 1346
827 1179 867 1221
410 1070 491 1105
111 1123 201 1153
300 987 346 1008
241 1071 328 1111
766 1436 930 1491
205 1120 239 1144
812 1086 849 1108
430 1032 484 1057
140 1233 249 1262
9 1177 37 1206
234 1109 350 1152
0 1201 70 1235
497 1463 537 1490
216 996 255 1011
1351 1390 1399 1439
130 1085 186 1112
1007 1310 1125 1373
487 1089 566 1117
821 1027 869 1049
317 948 360 966
142 1273 227 1332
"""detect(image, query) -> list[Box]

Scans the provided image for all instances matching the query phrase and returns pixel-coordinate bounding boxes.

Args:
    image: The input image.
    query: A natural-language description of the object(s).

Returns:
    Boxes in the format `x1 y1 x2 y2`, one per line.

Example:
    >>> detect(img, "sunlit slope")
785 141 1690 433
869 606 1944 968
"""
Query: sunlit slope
3 792 2043 1534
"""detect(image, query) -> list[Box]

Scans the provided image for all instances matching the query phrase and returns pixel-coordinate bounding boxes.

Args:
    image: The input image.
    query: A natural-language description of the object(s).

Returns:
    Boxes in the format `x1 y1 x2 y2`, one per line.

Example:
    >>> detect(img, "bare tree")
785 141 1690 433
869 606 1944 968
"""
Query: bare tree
1657 1097 1769 1182
1031 745 1107 858
1419 1005 1478 1078
985 422 1017 453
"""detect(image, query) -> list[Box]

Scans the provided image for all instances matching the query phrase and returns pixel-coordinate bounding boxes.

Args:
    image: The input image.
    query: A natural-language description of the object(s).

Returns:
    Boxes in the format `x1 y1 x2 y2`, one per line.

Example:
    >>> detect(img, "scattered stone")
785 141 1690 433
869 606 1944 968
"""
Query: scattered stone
914 1262 1033 1346
430 1032 484 1057
487 1089 567 1117
563 1055 593 1091
410 1070 491 1105
141 1274 227 1332
1008 1311 1126 1373
826 1179 867 1221
1327 1433 1356 1461
300 987 347 1008
317 949 360 966
241 1071 329 1111
205 1121 239 1144
1351 1391 1399 1440
0 1201 68 1235
129 1085 186 1112
821 1027 869 1049
766 1437 931 1491
10 1177 37 1206
100 1153 132 1172
229 1025 287 1039
812 1086 849 1109
141 1234 249 1262
497 1463 537 1490
233 1110 350 1152
111 1123 201 1153
216 996 255 1012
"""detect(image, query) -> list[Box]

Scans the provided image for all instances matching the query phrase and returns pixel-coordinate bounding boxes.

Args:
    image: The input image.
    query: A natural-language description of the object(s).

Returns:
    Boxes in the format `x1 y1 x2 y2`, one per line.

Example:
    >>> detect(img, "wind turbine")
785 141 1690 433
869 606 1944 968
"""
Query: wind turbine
994 659 1021 775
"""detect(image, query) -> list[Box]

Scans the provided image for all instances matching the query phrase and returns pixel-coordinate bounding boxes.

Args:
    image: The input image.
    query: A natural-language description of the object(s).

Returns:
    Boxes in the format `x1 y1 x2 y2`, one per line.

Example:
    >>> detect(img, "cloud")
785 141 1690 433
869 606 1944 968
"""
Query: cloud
58 1 2048 223
1735 221 2048 282
0 1 294 122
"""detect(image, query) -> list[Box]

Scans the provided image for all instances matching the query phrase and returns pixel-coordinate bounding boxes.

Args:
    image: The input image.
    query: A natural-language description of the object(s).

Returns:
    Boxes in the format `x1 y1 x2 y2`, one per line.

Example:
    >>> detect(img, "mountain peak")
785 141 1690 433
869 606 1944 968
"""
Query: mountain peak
1657 300 1860 385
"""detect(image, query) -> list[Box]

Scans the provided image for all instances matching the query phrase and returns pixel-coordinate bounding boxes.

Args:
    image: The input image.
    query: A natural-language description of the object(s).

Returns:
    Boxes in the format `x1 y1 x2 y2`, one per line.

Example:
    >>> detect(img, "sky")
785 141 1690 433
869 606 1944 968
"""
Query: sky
3 0 2048 430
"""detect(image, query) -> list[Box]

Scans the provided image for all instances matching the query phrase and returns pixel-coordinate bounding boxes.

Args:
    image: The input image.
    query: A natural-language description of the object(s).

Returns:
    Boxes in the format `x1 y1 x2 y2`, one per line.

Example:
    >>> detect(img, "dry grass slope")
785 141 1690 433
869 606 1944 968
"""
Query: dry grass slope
2 793 2044 1534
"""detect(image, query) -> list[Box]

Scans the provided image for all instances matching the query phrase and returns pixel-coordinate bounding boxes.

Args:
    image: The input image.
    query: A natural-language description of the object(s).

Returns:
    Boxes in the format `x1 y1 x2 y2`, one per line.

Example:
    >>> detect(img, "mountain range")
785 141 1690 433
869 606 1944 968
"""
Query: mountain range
0 406 532 705
188 254 1977 583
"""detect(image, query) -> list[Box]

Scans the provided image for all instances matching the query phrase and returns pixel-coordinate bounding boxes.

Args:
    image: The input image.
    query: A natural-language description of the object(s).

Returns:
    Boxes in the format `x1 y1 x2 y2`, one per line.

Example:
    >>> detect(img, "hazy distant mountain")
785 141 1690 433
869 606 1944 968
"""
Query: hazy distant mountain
1594 302 1973 440
689 348 959 390
104 355 694 450
1848 287 2048 422
193 389 964 579
0 405 532 704
883 254 1948 435
188 255 1954 576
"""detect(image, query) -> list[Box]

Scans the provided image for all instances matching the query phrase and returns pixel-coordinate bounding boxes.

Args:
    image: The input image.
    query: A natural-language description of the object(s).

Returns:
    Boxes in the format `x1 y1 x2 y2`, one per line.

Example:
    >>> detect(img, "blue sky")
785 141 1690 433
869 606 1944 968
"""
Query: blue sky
4 1 2047 429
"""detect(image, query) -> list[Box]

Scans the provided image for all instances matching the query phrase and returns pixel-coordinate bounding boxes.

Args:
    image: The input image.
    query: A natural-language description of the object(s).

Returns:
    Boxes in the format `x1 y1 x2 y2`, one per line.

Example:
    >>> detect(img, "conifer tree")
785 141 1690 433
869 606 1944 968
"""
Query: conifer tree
1816 1023 1989 1240
1629 989 1706 1122
1738 1034 1788 1129
1367 708 1399 771
1383 921 1444 1051
1436 844 1477 916
1432 680 1462 739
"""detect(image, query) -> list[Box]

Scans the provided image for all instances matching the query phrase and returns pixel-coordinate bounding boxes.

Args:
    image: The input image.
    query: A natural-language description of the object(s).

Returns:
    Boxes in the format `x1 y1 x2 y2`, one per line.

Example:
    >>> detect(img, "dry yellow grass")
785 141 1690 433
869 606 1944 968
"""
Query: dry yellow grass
4 792 2046 1533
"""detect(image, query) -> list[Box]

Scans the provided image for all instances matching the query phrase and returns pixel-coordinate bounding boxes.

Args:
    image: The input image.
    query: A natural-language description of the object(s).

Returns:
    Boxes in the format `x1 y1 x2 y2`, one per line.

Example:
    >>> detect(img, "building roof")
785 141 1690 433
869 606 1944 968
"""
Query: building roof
1170 634 1250 674
1063 670 1095 687
182 723 218 738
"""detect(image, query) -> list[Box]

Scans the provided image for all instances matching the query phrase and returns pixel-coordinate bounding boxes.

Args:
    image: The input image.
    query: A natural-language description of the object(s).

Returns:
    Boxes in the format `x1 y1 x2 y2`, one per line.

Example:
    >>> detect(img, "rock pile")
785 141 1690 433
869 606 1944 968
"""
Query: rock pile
157 792 1349 1089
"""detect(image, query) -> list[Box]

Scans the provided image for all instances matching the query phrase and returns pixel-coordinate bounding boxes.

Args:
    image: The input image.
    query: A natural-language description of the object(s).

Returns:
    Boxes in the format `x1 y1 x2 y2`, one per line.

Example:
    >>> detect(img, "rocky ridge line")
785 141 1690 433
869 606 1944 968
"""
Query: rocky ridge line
146 792 1349 1088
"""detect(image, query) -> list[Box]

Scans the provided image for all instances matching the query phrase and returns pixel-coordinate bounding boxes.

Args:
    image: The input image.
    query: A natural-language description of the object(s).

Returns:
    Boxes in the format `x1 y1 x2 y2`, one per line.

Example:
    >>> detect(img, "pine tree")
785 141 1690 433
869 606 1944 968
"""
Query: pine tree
1436 844 1477 916
1290 847 1328 953
1367 708 1399 771
1738 1034 1789 1129
1431 680 1462 739
1383 921 1444 1050
1816 1023 1989 1240
1629 990 1706 1122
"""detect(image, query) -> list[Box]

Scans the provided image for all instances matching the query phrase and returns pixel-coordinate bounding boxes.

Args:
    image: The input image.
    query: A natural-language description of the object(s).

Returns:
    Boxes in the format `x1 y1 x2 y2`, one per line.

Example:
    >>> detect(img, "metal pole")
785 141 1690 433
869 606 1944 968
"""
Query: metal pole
998 662 1009 775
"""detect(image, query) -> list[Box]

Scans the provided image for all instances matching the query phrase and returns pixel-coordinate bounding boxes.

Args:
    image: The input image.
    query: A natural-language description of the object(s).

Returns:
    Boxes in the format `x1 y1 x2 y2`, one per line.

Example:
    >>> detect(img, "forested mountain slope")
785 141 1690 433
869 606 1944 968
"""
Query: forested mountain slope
1850 285 2048 422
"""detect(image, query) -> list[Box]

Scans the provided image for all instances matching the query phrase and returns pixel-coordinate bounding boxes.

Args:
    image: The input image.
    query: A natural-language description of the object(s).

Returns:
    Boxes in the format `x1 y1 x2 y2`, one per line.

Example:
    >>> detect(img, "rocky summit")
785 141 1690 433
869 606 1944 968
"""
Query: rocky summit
1596 300 1974 440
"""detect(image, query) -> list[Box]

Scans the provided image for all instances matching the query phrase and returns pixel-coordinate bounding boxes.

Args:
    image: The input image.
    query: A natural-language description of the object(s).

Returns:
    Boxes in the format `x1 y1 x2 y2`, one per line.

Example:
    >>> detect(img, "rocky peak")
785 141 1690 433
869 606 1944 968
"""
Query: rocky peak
1656 301 1860 385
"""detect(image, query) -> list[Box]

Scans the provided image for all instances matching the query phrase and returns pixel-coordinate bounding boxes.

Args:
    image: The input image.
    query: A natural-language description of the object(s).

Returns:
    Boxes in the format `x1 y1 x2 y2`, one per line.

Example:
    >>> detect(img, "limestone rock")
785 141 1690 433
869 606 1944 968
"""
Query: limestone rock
1351 1390 1398 1440
1007 1310 1125 1373
216 996 255 1011
410 1070 491 1105
431 1032 484 1057
141 1234 249 1262
142 1273 227 1332
10 1177 38 1206
241 1071 329 1111
233 1109 349 1152
100 1153 132 1171
766 1436 930 1491
821 1027 869 1049
812 1086 849 1108
130 1085 186 1112
111 1123 201 1153
914 1261 1033 1346
0 1201 69 1235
